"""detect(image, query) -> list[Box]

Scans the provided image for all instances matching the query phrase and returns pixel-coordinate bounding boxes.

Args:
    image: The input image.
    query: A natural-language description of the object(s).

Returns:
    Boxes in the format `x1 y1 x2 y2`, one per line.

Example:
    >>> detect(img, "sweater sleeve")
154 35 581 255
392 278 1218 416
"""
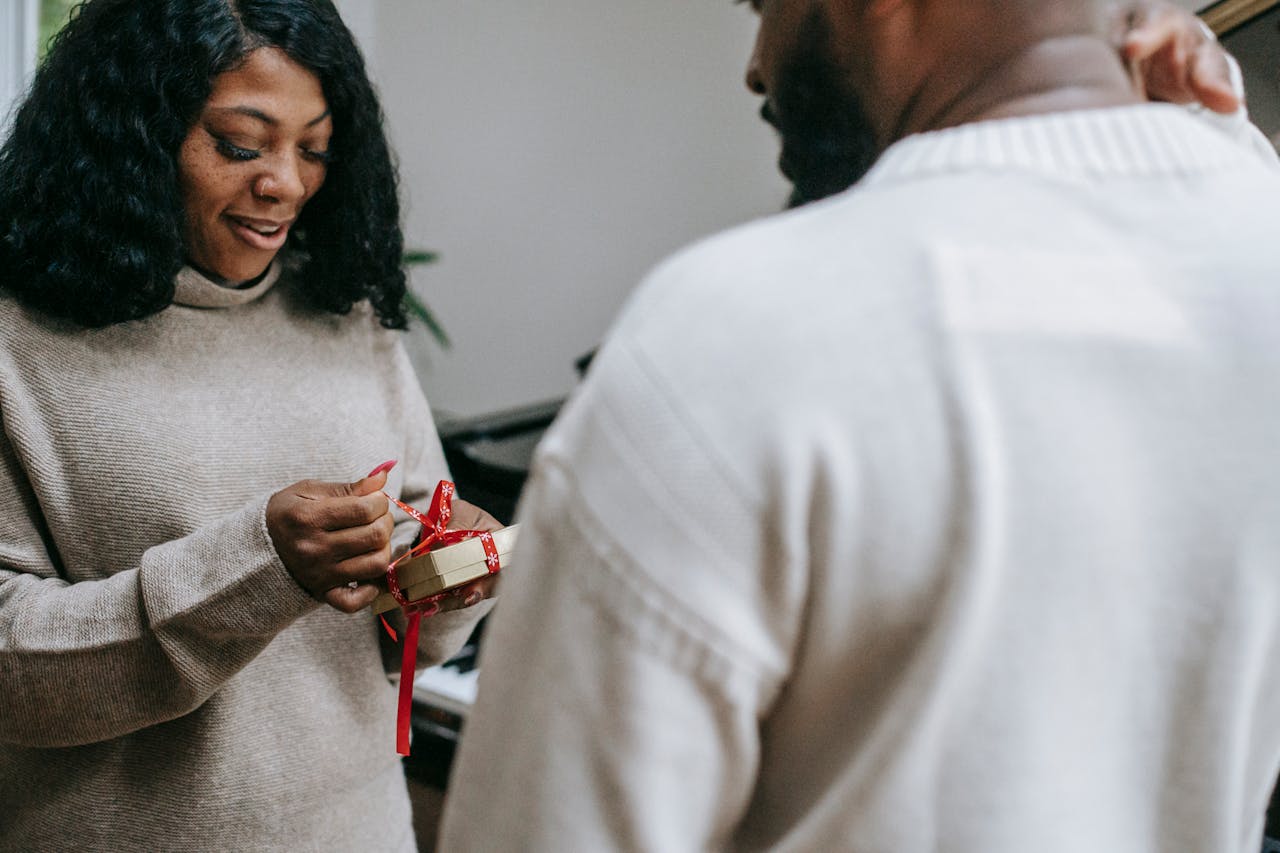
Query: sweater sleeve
0 426 319 748
440 460 764 853
377 337 493 673
441 332 792 851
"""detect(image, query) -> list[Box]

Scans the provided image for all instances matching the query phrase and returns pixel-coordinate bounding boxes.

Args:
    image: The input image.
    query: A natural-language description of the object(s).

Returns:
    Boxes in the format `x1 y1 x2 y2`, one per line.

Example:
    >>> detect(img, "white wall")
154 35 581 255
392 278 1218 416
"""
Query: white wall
340 1 789 418
0 0 39 136
334 0 376 61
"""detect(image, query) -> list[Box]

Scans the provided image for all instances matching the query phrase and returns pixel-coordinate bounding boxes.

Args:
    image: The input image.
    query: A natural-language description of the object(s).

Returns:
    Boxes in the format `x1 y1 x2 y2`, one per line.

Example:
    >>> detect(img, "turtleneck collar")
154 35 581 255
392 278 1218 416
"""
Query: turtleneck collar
173 262 283 309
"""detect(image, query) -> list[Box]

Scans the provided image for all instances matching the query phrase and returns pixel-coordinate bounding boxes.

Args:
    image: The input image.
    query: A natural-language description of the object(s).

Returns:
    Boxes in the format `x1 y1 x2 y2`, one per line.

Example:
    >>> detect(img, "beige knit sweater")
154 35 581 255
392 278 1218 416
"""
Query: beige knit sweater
0 265 487 851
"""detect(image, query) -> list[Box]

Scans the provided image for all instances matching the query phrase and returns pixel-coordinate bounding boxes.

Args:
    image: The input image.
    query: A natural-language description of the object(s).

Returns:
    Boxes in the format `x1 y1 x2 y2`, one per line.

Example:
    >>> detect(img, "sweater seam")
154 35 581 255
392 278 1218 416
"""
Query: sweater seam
537 454 783 688
617 335 766 517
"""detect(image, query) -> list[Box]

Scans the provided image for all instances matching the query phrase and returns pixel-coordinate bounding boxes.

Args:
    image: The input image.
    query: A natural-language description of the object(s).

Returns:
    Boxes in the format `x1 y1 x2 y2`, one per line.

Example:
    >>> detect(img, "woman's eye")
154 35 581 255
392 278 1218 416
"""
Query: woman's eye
302 148 333 165
214 137 261 162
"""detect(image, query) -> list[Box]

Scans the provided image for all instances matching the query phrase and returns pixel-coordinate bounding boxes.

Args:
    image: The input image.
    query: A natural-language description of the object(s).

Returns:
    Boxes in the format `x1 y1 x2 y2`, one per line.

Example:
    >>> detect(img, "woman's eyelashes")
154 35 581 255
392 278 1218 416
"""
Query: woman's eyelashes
214 135 260 161
211 133 332 165
302 147 333 165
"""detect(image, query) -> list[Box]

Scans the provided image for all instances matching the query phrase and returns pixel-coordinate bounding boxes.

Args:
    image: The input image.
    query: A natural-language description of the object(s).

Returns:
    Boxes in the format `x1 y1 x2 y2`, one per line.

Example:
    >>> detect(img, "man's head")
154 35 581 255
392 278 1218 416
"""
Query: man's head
743 0 932 205
747 5 879 206
742 0 1132 205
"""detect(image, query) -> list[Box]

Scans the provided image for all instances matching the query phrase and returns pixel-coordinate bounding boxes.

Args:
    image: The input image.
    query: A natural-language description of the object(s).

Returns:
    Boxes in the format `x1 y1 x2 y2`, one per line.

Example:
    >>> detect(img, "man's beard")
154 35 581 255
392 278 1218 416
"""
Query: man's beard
764 9 880 208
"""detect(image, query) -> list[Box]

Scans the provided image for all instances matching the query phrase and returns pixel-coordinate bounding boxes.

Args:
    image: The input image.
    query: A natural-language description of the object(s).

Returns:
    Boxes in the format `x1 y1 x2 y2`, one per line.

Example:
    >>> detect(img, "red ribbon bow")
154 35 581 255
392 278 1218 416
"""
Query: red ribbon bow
382 480 499 756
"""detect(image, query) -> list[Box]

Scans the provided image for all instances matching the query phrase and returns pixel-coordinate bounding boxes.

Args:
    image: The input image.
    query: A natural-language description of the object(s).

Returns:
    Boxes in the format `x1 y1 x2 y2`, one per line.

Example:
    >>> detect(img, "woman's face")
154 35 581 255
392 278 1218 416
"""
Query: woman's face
178 47 333 284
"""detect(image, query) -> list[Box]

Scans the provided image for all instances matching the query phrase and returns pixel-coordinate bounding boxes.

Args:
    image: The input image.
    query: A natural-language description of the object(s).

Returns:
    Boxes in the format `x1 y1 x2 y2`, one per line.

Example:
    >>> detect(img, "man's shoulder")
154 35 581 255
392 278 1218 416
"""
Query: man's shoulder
615 186 926 340
572 186 946 459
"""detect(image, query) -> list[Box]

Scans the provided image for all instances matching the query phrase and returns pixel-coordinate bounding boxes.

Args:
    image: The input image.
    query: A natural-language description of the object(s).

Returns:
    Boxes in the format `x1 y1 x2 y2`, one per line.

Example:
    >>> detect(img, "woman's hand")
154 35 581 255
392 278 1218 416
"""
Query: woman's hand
1116 1 1239 114
428 496 503 615
266 468 394 613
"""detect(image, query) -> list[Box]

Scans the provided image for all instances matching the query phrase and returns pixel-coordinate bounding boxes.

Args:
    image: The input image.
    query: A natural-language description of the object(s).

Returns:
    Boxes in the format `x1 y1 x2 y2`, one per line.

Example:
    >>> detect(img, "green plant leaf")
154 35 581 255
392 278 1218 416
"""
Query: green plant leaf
402 250 440 266
402 248 449 348
404 290 451 348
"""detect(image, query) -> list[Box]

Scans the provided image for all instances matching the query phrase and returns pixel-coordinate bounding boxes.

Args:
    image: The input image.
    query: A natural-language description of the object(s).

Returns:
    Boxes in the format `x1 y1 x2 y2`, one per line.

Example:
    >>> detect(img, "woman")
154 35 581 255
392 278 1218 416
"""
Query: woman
0 1 493 850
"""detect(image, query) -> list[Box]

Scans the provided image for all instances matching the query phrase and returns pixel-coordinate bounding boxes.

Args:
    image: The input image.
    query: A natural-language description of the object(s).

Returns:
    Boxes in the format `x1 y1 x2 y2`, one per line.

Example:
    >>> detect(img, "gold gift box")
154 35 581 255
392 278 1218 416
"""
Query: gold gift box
371 525 518 615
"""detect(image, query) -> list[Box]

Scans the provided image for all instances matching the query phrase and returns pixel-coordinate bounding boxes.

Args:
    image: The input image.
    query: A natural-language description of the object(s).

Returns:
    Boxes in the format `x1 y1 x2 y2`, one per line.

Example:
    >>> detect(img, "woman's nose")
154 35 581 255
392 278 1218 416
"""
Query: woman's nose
253 155 307 205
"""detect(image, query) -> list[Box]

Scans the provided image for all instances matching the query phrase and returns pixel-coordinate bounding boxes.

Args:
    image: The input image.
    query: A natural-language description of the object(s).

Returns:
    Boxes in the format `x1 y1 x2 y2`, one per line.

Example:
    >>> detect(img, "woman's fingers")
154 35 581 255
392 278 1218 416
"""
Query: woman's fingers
333 545 394 583
267 475 396 607
1188 41 1238 113
430 576 500 615
1120 3 1239 113
300 491 389 531
324 583 382 614
446 497 503 533
322 513 395 563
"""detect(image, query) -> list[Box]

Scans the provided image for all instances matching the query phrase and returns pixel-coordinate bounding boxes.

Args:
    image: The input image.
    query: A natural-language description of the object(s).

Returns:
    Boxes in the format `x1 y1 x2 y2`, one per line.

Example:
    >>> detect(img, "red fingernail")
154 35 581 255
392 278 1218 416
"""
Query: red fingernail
367 459 398 478
464 590 483 607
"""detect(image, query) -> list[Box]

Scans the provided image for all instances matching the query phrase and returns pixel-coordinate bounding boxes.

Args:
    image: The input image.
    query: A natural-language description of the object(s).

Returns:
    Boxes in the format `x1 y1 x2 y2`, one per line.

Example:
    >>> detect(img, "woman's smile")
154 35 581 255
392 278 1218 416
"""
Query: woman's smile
225 213 294 251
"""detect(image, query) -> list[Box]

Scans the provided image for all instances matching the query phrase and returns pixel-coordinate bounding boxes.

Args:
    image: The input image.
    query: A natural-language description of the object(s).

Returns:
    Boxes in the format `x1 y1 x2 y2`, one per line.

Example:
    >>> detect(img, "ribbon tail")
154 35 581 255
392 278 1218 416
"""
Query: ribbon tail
396 609 423 756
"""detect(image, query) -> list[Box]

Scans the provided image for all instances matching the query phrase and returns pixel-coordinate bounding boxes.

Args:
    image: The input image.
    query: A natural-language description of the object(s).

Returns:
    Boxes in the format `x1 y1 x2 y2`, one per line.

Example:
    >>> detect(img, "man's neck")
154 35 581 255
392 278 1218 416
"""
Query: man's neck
885 35 1142 145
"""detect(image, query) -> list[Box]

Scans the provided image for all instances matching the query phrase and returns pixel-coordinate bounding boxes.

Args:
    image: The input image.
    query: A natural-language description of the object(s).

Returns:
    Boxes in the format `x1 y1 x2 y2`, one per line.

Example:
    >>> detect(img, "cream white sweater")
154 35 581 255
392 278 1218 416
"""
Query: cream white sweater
443 105 1280 852
0 266 486 851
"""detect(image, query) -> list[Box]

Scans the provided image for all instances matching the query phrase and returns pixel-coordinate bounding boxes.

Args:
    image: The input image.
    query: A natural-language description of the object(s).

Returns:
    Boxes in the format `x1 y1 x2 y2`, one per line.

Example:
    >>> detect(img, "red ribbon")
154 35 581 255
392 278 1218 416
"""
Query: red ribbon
383 480 500 756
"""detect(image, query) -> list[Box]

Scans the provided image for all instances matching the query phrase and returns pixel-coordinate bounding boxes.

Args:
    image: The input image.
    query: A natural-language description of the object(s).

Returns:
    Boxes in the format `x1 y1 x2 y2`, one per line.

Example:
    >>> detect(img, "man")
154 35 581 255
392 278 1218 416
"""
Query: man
442 1 1280 850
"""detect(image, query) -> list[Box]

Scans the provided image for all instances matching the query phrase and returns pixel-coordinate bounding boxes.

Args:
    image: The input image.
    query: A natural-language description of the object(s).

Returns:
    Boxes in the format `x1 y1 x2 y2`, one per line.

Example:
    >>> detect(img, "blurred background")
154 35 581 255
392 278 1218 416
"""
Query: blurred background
330 1 790 419
341 0 1280 420
2 0 1277 420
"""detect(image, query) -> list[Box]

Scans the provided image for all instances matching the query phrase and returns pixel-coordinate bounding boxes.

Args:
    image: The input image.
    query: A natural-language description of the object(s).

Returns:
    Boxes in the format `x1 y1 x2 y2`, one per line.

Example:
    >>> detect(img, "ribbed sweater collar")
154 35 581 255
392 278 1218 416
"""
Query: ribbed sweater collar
173 262 282 308
862 104 1252 189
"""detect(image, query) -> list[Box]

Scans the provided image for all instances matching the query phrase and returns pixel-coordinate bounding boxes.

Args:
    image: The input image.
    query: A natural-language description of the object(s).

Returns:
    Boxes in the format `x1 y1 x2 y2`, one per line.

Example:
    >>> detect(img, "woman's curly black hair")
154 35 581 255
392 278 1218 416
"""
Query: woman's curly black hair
0 0 408 329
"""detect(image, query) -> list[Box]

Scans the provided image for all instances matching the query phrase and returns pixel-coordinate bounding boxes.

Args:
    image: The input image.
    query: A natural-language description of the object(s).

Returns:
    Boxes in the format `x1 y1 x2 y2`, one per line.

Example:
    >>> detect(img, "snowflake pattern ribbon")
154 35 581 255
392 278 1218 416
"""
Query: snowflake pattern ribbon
382 479 500 756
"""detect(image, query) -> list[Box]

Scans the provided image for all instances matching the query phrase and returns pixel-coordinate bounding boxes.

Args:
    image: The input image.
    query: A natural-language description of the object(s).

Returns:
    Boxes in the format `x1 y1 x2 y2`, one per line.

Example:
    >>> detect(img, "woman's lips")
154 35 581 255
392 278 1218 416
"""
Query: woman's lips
226 214 292 251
